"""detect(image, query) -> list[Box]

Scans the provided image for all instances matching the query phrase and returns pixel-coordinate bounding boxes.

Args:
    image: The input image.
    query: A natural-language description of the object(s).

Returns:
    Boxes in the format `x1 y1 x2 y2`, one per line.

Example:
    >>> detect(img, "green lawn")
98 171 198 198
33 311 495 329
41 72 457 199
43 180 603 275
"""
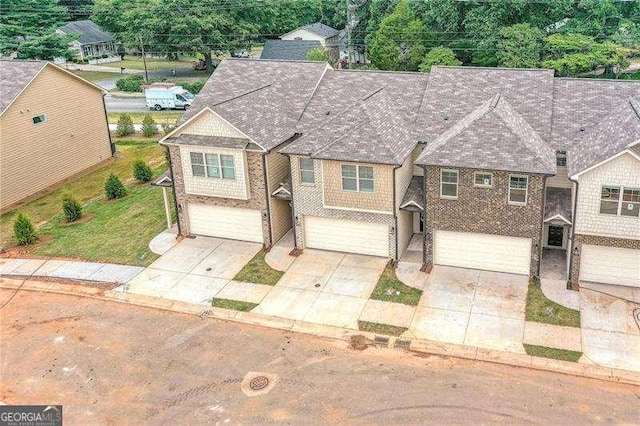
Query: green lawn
212 298 258 312
107 112 184 126
233 250 284 286
1 140 169 266
524 344 582 362
525 280 581 328
102 56 195 71
358 321 408 337
72 70 120 82
370 263 423 306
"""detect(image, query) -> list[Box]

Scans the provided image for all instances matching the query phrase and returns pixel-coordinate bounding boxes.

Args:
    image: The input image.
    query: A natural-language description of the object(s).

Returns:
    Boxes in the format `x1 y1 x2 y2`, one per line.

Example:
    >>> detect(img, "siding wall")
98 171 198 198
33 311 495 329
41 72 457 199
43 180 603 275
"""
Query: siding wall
395 155 414 209
177 109 245 138
574 153 640 239
0 65 111 210
179 146 249 199
397 210 413 258
323 160 394 213
281 29 327 45
266 149 292 243
547 165 572 189
412 146 424 177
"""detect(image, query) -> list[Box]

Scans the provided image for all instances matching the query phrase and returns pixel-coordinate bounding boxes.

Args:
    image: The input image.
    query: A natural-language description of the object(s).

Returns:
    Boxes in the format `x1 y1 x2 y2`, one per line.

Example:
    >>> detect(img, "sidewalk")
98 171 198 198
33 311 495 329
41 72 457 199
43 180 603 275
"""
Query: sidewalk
0 258 142 283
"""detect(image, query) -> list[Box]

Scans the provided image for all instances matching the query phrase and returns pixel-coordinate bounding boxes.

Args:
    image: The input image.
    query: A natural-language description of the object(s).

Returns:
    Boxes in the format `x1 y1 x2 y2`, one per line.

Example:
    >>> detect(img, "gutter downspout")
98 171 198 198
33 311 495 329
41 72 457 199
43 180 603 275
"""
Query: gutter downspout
166 147 182 236
422 165 427 269
102 95 115 155
538 175 548 281
393 164 401 263
262 153 273 249
567 178 579 290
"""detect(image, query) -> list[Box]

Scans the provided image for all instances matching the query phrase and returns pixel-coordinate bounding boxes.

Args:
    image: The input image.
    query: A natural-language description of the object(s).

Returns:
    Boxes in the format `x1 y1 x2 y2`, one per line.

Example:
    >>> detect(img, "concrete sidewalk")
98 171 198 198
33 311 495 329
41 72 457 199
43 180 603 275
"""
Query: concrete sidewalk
0 258 143 284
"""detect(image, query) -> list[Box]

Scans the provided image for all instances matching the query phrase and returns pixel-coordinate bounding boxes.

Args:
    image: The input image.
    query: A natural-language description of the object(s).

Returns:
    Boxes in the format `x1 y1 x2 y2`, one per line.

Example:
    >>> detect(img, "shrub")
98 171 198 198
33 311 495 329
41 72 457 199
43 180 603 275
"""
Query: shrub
178 81 205 94
116 113 135 137
104 173 127 199
115 74 144 92
14 213 37 245
161 122 175 134
62 193 82 222
133 160 153 182
141 114 158 137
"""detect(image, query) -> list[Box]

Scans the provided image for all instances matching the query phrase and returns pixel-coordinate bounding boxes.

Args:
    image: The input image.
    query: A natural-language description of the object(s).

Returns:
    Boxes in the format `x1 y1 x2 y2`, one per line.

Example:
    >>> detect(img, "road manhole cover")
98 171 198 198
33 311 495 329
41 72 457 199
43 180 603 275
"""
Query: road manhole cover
249 376 269 391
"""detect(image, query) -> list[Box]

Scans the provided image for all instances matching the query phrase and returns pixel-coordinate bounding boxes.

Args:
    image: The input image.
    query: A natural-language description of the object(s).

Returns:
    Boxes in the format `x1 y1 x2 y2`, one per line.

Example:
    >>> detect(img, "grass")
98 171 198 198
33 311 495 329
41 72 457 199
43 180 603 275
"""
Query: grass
1 140 169 266
358 321 408 337
524 344 582 362
72 70 120 82
370 263 423 306
525 280 581 328
233 250 284 286
107 112 184 126
102 56 195 71
212 298 258 312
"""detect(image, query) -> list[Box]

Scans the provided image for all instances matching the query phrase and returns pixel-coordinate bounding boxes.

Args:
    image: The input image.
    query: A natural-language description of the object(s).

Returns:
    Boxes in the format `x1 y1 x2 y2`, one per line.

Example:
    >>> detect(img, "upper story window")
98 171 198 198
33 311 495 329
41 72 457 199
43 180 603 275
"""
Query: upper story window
32 114 46 125
509 175 528 205
556 151 567 167
299 157 315 184
601 186 640 217
440 169 458 198
190 152 235 180
341 164 374 193
474 172 492 188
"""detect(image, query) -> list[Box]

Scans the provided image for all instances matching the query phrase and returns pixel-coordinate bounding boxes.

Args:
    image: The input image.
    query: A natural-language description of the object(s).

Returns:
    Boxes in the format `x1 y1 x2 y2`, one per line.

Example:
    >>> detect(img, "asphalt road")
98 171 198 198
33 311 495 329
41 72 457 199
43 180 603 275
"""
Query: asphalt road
1 290 639 424
104 95 154 113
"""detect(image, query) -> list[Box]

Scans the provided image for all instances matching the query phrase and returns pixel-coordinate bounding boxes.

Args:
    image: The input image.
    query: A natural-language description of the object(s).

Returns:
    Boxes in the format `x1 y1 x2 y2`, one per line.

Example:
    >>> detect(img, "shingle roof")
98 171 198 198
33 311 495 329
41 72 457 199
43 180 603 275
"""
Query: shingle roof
0 60 45 113
175 59 330 151
552 79 640 176
544 187 572 223
260 40 321 61
290 22 340 39
400 176 424 211
163 134 251 149
58 20 114 44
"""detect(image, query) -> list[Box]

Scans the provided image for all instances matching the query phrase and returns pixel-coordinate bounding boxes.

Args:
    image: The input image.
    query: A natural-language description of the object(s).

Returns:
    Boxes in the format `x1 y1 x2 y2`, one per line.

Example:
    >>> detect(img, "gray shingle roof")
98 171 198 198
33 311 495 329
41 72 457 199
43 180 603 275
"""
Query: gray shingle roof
544 187 572 223
271 173 292 200
175 58 330 151
400 176 424 211
552 79 640 176
0 60 45 113
289 22 340 39
260 40 321 61
58 20 114 44
163 134 251 149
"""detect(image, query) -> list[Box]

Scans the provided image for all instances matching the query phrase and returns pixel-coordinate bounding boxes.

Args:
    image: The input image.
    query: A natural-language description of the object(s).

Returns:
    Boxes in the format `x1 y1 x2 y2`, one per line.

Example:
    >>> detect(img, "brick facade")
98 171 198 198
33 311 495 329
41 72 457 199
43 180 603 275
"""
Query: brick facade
423 167 546 277
568 233 640 290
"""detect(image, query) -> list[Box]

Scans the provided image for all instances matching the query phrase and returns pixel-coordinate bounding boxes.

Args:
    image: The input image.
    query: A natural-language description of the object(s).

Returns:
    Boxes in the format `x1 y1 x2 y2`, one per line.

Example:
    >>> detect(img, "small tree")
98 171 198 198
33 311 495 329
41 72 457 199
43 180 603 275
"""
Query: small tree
419 46 462 72
141 114 158 137
13 213 37 245
116 113 135 137
104 173 127 199
133 160 153 182
62 193 82 222
497 23 545 69
306 46 333 63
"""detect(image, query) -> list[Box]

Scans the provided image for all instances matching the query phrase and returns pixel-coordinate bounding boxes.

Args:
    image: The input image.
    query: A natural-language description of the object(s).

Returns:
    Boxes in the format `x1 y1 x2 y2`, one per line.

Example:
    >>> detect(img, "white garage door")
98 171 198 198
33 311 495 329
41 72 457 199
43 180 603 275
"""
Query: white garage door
580 245 640 288
304 216 389 257
187 203 263 243
434 231 531 275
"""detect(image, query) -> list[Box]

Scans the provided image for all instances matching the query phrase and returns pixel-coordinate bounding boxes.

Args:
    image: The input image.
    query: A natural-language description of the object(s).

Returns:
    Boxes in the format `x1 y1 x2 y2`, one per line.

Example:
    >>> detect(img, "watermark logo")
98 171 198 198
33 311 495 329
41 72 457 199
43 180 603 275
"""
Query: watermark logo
0 405 62 426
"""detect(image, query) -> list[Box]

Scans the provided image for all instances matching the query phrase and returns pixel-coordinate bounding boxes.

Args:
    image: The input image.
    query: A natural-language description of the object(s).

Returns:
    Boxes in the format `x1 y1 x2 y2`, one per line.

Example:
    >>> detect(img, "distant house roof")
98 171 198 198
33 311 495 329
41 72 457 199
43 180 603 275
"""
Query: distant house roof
281 22 340 40
58 20 114 44
260 40 321 61
0 60 45 113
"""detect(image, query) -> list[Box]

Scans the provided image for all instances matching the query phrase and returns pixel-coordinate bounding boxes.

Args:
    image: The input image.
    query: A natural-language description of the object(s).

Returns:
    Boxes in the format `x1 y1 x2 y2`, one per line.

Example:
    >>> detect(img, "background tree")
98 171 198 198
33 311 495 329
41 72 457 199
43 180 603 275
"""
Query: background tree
497 23 545 68
16 33 74 60
306 46 333 63
58 0 94 20
419 46 461 72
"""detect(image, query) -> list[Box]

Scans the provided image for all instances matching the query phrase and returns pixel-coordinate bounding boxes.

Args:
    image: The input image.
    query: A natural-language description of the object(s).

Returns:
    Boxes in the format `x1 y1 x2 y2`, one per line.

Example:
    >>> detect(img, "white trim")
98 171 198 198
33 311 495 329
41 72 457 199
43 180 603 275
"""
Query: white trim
599 185 640 218
575 231 640 241
299 157 316 185
399 200 423 210
543 214 572 225
473 171 493 188
340 163 374 193
440 169 458 199
271 187 291 197
571 149 640 180
508 174 528 205
321 204 394 215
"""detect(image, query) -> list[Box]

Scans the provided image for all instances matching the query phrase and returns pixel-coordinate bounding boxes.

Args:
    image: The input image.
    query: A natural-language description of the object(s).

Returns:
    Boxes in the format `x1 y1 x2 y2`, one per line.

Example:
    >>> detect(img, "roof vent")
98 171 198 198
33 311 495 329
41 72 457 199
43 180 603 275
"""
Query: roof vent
325 110 331 115
579 126 586 132
443 113 449 121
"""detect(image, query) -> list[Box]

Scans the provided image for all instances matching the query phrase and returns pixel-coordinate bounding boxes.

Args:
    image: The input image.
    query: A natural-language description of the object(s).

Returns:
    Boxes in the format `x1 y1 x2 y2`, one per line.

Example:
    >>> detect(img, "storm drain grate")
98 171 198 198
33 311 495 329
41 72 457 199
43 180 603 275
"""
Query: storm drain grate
249 375 270 391
395 339 412 349
374 336 389 346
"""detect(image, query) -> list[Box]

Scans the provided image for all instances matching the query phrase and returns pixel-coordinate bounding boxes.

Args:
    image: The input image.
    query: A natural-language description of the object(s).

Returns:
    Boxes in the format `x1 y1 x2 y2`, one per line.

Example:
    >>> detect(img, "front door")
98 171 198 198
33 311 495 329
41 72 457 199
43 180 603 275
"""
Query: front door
547 226 564 247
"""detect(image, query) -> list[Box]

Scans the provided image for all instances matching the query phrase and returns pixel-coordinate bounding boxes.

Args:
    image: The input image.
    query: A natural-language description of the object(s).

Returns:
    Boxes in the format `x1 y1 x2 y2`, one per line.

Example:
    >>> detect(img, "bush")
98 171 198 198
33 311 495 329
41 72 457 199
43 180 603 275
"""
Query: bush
115 74 144 92
178 81 205 94
161 122 175 134
133 160 153 182
62 193 82 222
104 173 127 199
14 213 37 245
116 113 135 137
141 114 158 137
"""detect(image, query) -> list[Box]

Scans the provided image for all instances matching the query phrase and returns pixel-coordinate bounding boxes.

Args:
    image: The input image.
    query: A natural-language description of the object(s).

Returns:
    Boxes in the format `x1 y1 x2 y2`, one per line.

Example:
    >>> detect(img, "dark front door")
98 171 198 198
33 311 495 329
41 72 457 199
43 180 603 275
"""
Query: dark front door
547 226 564 247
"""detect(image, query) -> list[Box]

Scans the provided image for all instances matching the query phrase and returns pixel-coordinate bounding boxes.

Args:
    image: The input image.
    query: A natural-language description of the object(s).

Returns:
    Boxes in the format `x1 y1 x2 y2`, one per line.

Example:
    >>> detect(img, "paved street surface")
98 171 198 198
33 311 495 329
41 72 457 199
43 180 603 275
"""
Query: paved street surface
104 95 153 113
1 291 639 424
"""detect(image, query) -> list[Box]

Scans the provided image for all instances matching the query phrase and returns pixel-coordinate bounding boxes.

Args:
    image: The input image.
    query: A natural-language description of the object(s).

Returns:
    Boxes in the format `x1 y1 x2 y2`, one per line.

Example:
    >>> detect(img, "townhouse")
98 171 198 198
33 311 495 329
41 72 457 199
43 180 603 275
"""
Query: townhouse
161 58 639 291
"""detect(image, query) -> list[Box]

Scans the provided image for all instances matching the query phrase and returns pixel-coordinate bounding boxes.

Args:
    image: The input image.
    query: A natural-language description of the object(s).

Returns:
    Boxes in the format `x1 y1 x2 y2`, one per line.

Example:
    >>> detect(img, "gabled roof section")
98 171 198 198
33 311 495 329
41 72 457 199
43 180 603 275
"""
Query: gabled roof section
58 20 114 44
416 93 556 175
400 176 424 212
260 40 321 60
176 58 329 151
544 187 572 224
282 22 340 39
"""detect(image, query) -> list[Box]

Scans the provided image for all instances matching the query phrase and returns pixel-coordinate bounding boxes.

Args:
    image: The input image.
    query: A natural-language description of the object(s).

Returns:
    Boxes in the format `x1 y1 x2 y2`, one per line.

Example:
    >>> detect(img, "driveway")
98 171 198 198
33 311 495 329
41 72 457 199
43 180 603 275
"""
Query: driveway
579 282 640 372
406 266 529 353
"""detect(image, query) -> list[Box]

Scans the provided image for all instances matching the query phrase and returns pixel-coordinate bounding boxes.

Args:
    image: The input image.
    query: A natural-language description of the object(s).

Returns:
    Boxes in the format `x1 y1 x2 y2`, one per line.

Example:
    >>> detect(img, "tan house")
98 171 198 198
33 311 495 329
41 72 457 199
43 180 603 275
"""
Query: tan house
0 60 113 211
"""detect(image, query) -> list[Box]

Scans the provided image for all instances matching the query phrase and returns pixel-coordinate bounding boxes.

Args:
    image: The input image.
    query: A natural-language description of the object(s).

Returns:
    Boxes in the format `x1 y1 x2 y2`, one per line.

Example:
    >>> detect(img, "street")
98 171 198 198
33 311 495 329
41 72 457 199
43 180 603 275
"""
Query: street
104 95 154 113
1 290 639 424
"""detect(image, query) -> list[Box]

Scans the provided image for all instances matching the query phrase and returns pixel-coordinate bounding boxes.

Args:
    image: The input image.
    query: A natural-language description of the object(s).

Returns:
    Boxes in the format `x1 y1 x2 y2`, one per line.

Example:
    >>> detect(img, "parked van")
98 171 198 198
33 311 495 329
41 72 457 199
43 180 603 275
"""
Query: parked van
145 84 194 111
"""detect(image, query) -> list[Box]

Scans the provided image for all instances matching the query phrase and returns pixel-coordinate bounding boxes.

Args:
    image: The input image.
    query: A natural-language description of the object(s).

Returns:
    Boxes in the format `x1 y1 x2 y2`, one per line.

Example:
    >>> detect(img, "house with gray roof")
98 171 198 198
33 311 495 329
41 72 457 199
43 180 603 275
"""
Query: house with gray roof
280 22 341 60
160 59 639 291
56 20 116 61
260 40 321 61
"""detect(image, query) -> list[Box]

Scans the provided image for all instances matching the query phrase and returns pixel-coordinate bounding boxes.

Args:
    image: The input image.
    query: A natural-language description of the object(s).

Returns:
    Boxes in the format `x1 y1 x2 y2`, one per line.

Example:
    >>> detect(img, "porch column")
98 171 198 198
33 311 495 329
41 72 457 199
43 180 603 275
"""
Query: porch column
162 187 172 229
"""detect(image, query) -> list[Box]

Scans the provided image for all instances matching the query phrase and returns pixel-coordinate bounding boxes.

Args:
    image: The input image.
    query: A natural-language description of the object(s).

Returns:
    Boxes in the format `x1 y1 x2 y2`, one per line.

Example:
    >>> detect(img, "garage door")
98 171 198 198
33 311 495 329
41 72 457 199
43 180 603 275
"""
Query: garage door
434 231 531 275
187 203 263 243
304 216 389 257
580 245 640 288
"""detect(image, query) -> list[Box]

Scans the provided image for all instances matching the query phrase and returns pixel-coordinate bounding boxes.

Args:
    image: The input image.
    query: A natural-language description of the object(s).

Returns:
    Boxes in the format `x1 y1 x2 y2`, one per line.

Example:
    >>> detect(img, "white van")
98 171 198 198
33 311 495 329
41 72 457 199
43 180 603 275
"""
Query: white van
145 84 195 111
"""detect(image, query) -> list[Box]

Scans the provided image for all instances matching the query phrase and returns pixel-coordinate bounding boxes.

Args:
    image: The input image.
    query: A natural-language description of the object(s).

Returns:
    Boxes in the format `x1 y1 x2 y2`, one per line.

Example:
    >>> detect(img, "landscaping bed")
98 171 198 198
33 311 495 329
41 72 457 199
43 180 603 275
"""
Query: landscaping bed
358 321 408 337
526 280 581 328
370 263 422 306
524 344 582 362
233 251 284 286
212 298 257 312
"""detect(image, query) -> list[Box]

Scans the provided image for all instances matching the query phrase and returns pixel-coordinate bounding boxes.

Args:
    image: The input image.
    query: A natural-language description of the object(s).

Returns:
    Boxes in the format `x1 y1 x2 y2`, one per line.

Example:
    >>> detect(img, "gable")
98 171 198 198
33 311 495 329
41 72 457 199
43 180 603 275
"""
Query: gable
281 29 326 42
579 151 640 186
174 108 247 139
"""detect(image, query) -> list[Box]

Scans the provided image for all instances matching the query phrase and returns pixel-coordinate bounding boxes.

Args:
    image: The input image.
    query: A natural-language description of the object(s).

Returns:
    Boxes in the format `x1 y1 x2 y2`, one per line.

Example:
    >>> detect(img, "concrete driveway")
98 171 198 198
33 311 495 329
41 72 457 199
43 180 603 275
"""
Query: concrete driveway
406 266 529 353
579 282 640 372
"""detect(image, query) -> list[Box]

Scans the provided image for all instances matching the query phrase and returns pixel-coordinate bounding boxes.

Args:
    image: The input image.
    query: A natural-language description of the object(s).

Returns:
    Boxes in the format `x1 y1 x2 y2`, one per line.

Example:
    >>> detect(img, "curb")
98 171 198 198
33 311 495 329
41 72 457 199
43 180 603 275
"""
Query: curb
2 277 639 387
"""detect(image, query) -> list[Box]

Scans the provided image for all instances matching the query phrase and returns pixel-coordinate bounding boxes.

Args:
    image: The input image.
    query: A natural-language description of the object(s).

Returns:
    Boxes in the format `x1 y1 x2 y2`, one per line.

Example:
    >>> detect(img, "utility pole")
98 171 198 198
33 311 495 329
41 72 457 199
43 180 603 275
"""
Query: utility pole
139 35 149 83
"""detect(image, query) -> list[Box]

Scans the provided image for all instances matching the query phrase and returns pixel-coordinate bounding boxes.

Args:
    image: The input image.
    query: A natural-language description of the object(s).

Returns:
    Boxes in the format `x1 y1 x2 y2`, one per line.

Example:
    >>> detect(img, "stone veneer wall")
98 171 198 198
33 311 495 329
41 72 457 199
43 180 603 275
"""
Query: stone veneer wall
423 167 545 277
169 145 271 246
568 234 640 290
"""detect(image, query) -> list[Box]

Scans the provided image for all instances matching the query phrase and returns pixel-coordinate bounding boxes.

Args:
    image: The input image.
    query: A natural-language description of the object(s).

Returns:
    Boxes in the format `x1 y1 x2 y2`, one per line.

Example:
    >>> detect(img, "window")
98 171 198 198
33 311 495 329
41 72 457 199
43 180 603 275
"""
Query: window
556 154 567 167
341 164 374 192
32 114 46 125
299 157 315 184
509 175 528 205
600 186 620 215
440 170 458 198
474 172 492 187
621 188 640 217
190 152 235 180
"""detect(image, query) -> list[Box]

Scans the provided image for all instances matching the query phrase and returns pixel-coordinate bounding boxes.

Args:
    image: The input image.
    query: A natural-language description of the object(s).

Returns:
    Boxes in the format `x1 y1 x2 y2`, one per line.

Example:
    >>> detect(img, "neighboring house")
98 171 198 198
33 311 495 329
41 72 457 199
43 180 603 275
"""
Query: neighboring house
260 40 321 61
0 60 113 211
56 20 116 60
338 30 367 64
280 22 340 48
